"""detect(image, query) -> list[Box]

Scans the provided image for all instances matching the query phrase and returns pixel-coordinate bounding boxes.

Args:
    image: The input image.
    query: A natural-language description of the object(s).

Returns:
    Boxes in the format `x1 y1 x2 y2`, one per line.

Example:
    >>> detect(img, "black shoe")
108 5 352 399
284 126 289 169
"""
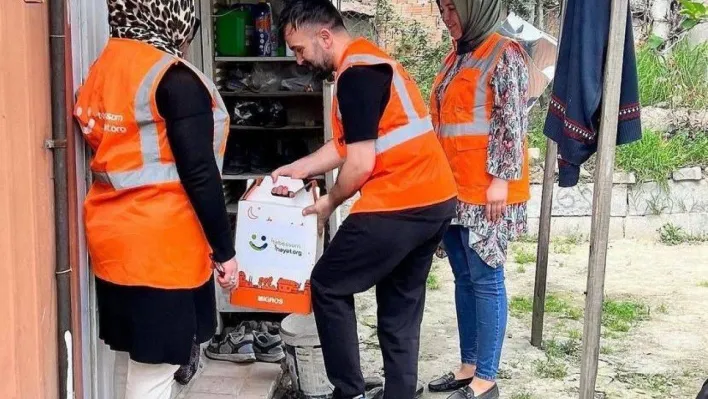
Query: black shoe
697 378 708 399
250 139 277 174
365 380 424 399
174 340 200 385
446 384 499 399
429 372 474 393
223 138 250 175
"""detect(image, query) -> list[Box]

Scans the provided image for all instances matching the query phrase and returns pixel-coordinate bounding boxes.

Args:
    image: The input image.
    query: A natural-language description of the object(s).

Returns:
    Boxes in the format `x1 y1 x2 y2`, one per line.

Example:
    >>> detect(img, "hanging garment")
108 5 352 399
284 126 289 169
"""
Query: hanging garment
543 0 642 187
331 37 458 214
430 33 531 207
74 38 230 289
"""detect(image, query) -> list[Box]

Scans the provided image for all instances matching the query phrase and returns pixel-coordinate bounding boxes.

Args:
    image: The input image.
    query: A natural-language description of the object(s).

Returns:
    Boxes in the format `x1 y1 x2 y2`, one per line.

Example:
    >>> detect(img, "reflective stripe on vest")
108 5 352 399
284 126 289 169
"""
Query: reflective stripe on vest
337 54 433 154
437 39 508 138
93 55 228 190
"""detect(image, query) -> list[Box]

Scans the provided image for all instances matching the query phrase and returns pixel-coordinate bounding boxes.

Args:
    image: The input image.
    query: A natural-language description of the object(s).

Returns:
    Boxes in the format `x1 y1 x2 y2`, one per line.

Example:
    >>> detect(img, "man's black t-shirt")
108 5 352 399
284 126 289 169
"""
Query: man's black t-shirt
336 65 392 144
335 65 457 221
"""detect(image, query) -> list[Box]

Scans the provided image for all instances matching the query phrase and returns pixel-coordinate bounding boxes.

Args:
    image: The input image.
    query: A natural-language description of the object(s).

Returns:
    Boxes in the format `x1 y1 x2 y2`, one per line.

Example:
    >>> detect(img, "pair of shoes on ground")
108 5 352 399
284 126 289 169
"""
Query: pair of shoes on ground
429 372 499 399
204 321 285 364
362 378 424 399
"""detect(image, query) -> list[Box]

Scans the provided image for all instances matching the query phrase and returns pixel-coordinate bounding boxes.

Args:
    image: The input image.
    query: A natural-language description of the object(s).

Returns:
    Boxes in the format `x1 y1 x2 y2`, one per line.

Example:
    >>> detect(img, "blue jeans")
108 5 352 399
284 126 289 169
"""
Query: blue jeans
442 225 507 381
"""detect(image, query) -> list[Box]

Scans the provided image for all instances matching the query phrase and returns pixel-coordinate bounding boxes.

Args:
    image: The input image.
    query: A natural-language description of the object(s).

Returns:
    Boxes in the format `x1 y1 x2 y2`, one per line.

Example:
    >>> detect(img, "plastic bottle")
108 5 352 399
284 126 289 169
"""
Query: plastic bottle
253 0 272 57
271 24 280 57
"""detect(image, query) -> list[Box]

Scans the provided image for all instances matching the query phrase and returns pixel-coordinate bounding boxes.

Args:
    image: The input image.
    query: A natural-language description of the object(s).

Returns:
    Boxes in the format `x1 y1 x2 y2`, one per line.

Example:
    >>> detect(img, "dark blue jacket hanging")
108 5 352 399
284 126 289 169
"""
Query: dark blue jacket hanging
544 0 642 187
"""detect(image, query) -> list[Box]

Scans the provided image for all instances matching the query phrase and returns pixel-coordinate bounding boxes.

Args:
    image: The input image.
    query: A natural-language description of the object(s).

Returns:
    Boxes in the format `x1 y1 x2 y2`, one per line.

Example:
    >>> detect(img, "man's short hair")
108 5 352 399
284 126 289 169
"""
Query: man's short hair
279 0 346 34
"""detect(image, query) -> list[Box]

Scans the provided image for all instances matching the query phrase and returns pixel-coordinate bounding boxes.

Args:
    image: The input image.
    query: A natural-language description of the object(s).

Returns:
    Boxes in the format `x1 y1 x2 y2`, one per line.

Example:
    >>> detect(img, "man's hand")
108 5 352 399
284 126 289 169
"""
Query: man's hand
302 194 335 236
271 160 310 183
216 257 239 291
486 177 509 222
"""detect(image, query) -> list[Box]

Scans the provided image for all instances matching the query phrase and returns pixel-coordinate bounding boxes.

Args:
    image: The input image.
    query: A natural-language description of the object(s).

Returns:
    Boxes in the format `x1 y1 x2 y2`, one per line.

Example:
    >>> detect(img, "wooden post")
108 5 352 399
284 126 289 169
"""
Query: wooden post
531 0 566 348
531 140 557 348
534 0 545 28
579 0 629 397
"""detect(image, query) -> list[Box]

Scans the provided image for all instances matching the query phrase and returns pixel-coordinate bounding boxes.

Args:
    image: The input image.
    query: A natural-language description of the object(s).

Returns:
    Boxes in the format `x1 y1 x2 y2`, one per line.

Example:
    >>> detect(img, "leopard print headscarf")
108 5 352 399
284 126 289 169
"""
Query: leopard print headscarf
108 0 196 57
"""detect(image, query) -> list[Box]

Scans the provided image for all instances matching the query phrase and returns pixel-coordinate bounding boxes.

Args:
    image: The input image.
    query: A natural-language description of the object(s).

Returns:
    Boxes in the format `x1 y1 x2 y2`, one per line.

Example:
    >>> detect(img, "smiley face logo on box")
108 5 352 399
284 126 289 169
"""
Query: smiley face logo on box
249 234 268 251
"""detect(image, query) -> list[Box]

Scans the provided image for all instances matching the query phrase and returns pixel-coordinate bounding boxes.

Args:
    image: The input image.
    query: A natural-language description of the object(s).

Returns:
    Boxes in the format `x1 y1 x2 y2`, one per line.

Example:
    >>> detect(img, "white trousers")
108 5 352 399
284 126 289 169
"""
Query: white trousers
114 352 180 399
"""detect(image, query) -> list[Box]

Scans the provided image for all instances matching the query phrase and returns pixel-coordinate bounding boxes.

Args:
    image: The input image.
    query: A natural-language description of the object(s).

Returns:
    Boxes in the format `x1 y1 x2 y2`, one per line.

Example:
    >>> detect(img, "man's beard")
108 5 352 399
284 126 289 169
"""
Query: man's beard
307 47 334 75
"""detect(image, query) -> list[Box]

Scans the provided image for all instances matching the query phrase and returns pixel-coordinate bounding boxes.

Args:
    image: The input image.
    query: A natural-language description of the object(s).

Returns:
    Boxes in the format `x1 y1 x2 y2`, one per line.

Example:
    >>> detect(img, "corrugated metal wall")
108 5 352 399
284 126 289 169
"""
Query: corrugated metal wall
67 0 110 397
0 1 58 399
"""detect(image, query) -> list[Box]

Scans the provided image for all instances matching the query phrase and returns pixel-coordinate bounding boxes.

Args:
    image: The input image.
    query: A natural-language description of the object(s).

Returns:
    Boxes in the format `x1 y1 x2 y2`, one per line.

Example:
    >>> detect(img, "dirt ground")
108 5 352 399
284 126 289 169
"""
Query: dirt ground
355 238 708 399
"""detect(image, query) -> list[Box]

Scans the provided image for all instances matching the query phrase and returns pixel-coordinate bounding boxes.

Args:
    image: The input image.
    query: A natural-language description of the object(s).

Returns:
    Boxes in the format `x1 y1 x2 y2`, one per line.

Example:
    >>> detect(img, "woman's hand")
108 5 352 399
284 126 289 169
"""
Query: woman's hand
216 257 239 291
486 178 509 222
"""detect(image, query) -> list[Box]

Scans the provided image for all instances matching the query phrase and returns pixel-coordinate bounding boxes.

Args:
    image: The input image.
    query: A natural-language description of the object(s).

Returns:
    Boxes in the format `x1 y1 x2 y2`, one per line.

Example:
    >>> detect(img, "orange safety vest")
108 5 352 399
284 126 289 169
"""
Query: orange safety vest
332 38 457 214
430 33 530 206
74 38 230 289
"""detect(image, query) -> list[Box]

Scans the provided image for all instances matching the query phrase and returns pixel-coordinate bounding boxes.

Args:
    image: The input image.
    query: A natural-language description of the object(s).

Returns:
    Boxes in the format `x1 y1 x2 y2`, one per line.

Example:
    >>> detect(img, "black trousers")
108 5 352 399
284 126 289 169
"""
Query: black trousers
311 209 451 399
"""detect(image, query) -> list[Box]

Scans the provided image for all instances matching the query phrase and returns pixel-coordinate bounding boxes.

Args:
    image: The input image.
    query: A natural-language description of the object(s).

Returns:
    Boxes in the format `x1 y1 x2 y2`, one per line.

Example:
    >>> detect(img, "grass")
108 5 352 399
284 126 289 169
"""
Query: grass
615 129 708 183
533 358 568 379
698 281 708 288
637 42 708 108
600 345 615 355
602 299 651 333
517 234 538 243
509 296 534 317
552 242 573 254
426 265 441 290
513 246 537 264
543 338 581 360
497 368 512 380
556 234 583 245
567 328 582 340
616 372 679 396
511 391 535 399
657 303 669 314
552 231 584 254
516 265 527 274
659 223 707 245
509 294 583 320
545 295 584 320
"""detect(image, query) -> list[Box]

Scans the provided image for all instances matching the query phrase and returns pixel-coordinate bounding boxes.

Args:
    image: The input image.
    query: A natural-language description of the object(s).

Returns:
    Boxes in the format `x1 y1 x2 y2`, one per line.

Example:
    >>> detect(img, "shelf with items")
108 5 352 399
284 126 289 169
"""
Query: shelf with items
215 56 296 62
222 172 325 181
219 91 322 98
229 124 324 131
203 0 335 318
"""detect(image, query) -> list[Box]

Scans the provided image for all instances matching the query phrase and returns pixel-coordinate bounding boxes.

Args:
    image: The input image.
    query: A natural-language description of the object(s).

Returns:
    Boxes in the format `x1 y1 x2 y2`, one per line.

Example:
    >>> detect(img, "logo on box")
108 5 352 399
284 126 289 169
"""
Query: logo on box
249 234 268 251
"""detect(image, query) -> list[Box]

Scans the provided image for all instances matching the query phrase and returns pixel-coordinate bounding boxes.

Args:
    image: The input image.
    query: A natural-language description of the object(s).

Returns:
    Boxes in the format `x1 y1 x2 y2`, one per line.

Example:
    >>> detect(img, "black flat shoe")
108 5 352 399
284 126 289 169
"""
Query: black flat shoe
365 380 424 399
446 384 500 399
428 372 474 393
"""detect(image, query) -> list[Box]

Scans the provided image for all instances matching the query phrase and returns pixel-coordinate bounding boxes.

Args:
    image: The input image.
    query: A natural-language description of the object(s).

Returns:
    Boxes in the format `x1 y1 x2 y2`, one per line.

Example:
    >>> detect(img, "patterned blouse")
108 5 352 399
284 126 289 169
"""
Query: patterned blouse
435 45 530 268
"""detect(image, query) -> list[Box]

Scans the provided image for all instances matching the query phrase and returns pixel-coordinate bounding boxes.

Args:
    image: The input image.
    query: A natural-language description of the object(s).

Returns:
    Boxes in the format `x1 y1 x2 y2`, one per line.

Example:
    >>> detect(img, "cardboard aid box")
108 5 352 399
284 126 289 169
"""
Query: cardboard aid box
230 177 324 314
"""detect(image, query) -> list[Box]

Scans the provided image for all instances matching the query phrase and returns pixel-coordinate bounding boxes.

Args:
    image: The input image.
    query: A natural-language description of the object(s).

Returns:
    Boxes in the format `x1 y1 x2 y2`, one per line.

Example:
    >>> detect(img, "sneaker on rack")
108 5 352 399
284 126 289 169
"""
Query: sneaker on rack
204 327 257 363
253 322 285 363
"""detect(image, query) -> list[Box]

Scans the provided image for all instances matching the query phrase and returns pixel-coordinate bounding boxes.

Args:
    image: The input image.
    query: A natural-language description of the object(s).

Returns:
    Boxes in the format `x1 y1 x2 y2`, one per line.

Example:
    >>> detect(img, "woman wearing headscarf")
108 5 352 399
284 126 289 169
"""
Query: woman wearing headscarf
74 1 237 397
427 0 530 398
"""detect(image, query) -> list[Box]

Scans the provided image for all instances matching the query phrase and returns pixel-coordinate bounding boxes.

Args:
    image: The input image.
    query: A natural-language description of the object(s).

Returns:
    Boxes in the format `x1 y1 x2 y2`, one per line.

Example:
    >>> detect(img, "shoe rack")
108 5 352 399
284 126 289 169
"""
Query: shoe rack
199 0 340 317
